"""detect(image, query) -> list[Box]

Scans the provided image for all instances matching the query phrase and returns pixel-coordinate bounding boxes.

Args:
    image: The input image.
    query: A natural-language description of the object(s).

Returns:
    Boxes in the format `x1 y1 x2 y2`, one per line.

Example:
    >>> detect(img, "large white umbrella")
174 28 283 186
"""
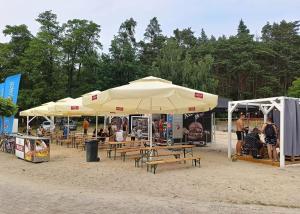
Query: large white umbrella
20 102 59 134
49 97 100 136
83 76 218 146
20 102 58 117
48 97 96 116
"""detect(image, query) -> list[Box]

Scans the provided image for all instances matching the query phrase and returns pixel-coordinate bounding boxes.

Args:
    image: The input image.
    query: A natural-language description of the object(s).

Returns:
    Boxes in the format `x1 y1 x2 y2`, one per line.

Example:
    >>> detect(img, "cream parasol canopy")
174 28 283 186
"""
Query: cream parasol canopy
83 76 218 114
48 97 96 116
82 76 218 147
20 102 59 116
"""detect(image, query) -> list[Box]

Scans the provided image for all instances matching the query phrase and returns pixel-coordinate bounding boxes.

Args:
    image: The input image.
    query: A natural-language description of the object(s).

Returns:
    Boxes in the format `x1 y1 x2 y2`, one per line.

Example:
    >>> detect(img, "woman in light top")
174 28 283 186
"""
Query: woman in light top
115 126 124 142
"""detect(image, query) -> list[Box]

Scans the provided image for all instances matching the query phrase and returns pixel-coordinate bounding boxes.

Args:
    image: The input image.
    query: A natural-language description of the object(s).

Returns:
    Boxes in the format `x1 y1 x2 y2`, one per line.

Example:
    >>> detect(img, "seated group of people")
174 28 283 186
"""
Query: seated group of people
92 128 108 142
236 113 279 162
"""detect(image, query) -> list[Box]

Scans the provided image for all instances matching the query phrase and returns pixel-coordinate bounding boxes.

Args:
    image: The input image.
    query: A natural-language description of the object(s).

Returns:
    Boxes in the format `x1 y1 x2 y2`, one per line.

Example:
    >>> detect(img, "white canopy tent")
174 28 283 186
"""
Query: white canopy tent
20 93 118 137
48 97 98 136
83 76 218 147
227 96 300 168
20 102 59 134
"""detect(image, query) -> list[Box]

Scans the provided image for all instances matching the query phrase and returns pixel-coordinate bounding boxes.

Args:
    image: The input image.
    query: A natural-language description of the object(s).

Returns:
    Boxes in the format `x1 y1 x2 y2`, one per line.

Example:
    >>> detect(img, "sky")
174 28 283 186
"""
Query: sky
0 0 299 52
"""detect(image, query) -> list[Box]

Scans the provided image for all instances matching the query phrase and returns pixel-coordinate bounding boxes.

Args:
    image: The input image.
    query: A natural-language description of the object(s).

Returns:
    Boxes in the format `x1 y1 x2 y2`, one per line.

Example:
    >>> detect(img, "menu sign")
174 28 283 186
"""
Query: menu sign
15 137 24 159
172 114 183 139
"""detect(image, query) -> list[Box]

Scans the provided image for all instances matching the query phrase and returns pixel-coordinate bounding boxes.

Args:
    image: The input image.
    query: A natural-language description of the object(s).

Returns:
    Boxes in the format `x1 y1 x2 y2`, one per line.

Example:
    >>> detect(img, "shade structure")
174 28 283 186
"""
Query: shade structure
83 76 218 114
20 102 59 116
48 97 96 116
82 90 128 116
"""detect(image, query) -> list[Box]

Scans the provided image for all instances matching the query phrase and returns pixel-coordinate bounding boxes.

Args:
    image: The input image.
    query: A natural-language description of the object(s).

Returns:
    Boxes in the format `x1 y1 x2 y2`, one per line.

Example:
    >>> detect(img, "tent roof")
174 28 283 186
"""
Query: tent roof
83 76 218 114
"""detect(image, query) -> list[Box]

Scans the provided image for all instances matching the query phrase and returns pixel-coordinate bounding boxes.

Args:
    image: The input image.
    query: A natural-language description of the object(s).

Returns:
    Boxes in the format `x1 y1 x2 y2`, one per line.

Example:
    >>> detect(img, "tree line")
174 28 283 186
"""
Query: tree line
0 11 299 111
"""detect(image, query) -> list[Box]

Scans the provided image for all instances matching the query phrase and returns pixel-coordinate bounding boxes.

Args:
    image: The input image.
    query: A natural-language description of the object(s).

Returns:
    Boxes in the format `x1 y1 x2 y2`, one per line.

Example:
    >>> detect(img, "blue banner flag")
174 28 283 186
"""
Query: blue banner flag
3 74 21 133
0 83 4 97
0 83 5 133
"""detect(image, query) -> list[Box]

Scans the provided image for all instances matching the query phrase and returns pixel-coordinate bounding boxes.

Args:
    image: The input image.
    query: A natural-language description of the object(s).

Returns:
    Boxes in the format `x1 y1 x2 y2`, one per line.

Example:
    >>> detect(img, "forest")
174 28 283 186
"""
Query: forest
0 11 299 111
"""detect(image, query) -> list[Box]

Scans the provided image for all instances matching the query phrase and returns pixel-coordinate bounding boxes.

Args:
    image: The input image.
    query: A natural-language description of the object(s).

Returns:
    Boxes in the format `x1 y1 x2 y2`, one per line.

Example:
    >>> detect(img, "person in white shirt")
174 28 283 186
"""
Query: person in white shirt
115 128 124 142
136 127 143 141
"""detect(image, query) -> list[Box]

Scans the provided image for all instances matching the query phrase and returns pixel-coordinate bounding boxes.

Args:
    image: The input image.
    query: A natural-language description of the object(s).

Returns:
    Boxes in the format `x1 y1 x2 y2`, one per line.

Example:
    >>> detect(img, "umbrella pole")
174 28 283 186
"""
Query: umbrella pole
67 116 70 138
27 116 29 135
149 114 153 148
96 116 98 138
103 116 106 130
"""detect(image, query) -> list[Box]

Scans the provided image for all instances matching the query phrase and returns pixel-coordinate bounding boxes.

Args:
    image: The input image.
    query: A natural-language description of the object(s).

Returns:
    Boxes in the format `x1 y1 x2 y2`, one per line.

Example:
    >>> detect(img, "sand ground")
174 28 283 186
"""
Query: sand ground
1 131 300 214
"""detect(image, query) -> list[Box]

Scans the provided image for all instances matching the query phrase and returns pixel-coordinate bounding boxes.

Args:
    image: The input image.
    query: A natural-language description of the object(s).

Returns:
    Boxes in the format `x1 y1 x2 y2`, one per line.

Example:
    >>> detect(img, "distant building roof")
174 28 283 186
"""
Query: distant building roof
217 97 231 109
215 97 257 112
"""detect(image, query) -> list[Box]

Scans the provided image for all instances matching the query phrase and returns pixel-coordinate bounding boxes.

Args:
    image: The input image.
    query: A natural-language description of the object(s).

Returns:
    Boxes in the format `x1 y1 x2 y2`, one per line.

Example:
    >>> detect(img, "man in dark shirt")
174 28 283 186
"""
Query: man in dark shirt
243 128 264 158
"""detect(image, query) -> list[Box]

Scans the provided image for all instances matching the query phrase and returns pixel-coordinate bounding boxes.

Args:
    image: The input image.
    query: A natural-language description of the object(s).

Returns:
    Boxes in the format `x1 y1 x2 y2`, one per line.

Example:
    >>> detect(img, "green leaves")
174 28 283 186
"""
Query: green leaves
1 12 300 113
288 78 300 98
0 97 18 117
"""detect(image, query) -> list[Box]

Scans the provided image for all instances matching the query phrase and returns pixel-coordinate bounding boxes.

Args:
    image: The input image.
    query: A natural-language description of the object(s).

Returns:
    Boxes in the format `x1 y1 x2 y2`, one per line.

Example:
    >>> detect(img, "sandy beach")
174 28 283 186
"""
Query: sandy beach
1 132 300 214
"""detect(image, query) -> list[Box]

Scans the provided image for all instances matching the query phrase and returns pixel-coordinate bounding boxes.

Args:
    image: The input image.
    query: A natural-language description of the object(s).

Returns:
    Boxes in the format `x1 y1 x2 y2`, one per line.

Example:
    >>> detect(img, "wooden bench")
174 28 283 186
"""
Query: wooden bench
57 138 72 147
117 148 141 161
146 156 201 174
132 152 181 167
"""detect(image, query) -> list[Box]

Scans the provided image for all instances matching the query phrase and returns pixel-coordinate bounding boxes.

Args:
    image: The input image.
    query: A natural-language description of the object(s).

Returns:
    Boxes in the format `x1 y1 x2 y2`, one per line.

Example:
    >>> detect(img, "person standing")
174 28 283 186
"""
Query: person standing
108 123 112 137
236 113 246 156
122 118 128 140
262 117 278 162
37 126 43 137
83 118 89 135
130 127 137 141
115 126 124 142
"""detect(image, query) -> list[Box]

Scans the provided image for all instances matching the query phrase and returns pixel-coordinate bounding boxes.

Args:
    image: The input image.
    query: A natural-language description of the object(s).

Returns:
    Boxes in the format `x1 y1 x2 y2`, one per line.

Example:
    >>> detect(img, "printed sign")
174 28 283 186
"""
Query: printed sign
71 106 79 110
194 92 203 99
188 107 196 111
2 74 21 133
183 112 212 143
24 139 33 161
24 138 50 162
131 116 149 140
34 139 50 162
172 114 183 139
15 137 25 159
92 95 97 100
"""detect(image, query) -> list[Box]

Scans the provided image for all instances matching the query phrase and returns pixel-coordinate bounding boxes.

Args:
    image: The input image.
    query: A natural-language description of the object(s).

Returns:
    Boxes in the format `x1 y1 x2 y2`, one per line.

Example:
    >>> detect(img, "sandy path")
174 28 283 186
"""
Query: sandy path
1 134 300 213
1 173 299 214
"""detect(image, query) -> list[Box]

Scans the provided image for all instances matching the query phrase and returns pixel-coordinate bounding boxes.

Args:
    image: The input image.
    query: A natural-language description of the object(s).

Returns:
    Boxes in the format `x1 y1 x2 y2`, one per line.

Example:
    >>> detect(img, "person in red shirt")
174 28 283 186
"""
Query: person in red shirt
83 118 89 135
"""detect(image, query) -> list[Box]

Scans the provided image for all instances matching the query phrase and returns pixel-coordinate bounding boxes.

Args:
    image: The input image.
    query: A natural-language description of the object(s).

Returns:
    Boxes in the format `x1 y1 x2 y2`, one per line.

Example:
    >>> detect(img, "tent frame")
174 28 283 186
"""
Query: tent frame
227 96 300 168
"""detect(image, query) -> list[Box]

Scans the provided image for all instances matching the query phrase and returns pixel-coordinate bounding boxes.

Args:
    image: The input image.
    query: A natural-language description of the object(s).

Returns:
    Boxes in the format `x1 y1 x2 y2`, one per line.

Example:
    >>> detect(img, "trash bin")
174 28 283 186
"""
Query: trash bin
85 140 100 162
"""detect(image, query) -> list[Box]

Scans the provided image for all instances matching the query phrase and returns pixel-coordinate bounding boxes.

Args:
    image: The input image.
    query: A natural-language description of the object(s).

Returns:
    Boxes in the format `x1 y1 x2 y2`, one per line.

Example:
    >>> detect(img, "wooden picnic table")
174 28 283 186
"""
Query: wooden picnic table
138 145 195 165
71 135 106 148
139 145 195 158
108 140 148 160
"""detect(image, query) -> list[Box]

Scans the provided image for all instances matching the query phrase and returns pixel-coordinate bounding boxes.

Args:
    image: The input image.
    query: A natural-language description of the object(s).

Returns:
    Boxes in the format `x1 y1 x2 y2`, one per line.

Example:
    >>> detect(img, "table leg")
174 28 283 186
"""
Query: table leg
114 145 117 160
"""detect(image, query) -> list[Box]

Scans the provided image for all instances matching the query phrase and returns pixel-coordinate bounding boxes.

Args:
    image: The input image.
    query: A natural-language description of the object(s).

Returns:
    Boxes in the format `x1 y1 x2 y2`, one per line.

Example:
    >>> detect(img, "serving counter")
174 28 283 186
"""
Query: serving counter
15 135 50 163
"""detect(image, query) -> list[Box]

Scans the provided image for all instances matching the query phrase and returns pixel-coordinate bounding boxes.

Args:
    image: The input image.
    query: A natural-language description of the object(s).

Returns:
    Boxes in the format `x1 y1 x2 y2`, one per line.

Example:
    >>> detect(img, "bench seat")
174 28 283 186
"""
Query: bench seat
146 156 201 174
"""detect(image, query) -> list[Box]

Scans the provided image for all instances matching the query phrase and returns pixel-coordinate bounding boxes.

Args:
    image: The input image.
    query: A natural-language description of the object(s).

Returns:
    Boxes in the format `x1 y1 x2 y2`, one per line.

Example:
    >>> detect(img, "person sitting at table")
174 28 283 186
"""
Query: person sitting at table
136 127 143 141
108 124 112 137
63 126 69 139
243 128 264 158
98 129 106 142
115 126 124 142
37 126 44 137
92 128 97 137
130 127 137 141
